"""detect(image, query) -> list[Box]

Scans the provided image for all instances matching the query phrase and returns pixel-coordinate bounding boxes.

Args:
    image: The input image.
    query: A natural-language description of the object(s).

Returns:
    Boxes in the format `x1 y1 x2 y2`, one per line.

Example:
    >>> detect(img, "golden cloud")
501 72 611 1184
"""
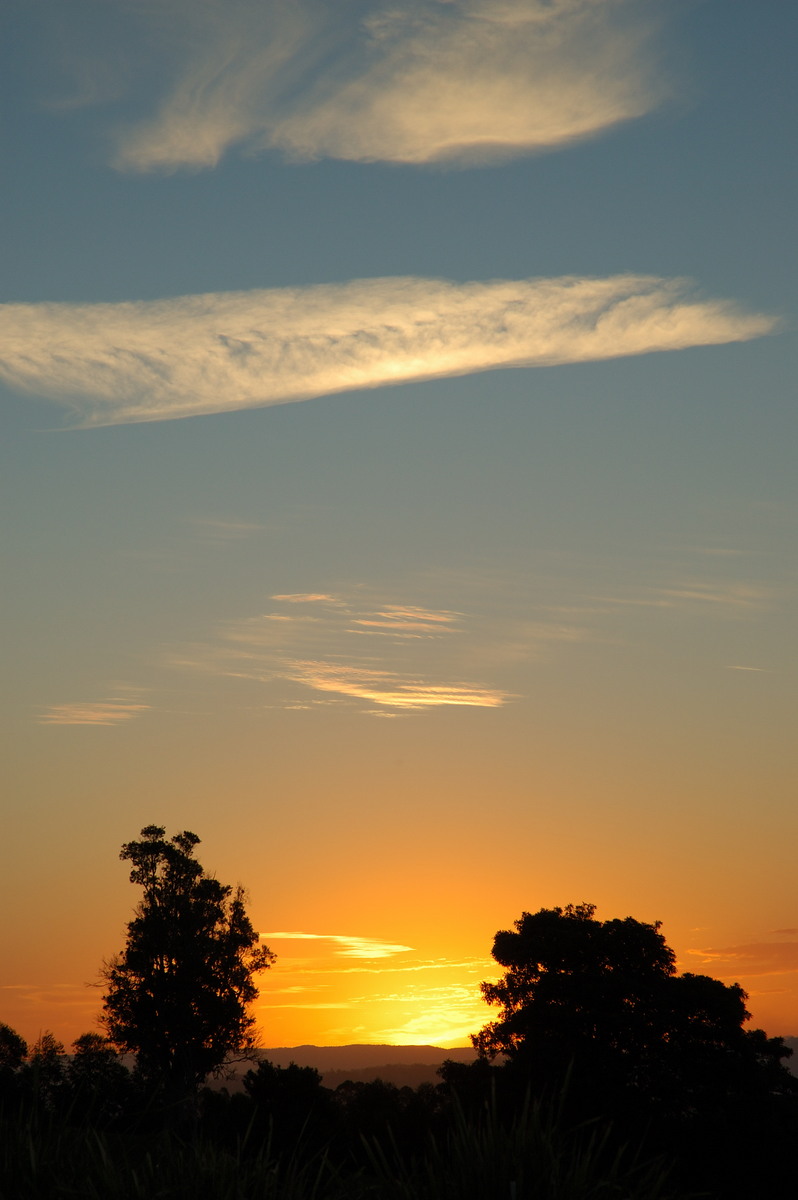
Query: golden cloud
106 0 666 171
0 275 776 427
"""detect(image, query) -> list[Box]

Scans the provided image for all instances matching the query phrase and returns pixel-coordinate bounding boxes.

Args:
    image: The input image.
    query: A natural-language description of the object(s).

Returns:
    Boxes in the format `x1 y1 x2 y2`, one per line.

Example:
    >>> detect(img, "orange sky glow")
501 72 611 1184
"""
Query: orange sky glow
2 0 796 1058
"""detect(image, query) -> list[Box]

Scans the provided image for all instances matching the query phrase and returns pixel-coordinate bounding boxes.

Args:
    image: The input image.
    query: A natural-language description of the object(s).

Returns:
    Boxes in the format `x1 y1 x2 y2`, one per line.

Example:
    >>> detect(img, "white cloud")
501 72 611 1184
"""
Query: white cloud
106 0 666 172
0 274 776 427
265 932 414 959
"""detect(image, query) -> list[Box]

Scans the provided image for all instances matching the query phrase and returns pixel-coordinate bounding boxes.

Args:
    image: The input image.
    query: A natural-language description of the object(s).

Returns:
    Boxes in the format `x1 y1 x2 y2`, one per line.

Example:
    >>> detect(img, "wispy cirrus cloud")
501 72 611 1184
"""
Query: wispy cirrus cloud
312 958 491 979
192 517 264 543
74 0 669 172
591 580 775 614
686 942 798 978
265 932 413 959
167 560 781 716
351 605 462 636
0 275 776 427
39 693 149 726
0 982 102 1023
169 590 527 713
271 593 343 605
651 583 773 609
282 661 508 711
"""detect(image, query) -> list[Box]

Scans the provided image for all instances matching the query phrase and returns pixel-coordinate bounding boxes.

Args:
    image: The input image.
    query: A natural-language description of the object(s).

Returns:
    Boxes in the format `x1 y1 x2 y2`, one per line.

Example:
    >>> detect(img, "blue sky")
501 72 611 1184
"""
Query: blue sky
2 0 797 1048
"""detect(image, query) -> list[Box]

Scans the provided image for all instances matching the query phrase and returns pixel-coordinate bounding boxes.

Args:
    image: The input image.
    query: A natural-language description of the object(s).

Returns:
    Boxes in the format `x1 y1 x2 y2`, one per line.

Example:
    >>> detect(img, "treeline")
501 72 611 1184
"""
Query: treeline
0 1024 796 1199
2 828 797 1199
0 1033 691 1200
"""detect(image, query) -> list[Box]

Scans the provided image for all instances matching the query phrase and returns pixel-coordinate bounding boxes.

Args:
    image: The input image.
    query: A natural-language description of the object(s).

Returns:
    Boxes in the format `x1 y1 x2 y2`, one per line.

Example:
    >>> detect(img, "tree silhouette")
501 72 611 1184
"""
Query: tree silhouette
0 1023 27 1104
473 903 795 1112
0 1023 27 1073
24 1031 67 1110
243 1059 335 1148
101 825 274 1095
66 1033 132 1120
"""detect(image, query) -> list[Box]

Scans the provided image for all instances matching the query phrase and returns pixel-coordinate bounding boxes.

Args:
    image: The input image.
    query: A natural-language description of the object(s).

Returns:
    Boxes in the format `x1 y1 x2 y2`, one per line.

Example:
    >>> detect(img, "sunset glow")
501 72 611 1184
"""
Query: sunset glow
2 1 796 1056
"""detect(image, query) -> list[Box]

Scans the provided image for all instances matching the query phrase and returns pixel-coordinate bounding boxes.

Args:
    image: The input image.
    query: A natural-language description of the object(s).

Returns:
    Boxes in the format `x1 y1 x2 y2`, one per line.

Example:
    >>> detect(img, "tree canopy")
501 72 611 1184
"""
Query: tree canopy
0 1023 27 1074
473 903 794 1109
101 825 274 1094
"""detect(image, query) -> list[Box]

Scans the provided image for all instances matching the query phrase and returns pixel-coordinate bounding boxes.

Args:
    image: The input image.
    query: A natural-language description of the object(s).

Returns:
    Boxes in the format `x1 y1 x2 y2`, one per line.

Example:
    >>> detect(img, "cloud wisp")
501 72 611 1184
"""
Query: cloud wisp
256 941 495 1043
686 942 798 978
192 517 264 544
282 661 507 711
591 580 775 614
371 984 490 1046
171 592 517 714
0 275 776 427
100 0 666 171
167 558 780 718
39 695 149 727
265 932 414 960
255 940 492 1046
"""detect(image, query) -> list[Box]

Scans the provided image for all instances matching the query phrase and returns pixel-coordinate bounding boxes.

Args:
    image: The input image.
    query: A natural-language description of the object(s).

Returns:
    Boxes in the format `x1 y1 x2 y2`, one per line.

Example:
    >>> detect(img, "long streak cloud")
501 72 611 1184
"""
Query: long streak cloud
0 275 775 427
107 0 665 171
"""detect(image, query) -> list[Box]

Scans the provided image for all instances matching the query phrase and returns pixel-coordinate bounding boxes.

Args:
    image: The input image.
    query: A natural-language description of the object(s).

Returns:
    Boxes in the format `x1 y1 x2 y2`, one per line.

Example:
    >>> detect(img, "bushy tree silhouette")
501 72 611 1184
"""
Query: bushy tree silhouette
66 1033 132 1119
474 903 794 1111
0 1023 27 1073
101 825 274 1095
0 1023 27 1104
243 1059 335 1148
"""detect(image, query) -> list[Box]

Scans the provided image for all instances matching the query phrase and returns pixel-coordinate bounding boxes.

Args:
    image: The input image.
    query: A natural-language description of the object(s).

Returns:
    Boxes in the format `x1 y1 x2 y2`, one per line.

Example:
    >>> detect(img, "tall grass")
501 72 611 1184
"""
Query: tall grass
0 1114 349 1200
362 1090 685 1200
0 1088 690 1200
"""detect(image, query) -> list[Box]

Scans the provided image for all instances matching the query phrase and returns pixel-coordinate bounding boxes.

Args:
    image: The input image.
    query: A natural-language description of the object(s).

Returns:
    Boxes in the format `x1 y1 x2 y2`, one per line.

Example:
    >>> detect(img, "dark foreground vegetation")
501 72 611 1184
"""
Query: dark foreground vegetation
1 1039 795 1200
0 1049 687 1200
2 828 796 1199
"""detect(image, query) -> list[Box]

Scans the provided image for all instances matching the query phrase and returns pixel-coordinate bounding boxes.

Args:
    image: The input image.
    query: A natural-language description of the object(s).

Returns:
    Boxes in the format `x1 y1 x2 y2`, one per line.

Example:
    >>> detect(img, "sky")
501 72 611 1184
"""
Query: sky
1 0 796 1051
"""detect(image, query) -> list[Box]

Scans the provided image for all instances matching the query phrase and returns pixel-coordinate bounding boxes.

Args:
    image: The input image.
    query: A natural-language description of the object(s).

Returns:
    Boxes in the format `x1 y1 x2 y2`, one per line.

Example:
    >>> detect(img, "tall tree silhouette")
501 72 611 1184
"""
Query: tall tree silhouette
101 825 274 1094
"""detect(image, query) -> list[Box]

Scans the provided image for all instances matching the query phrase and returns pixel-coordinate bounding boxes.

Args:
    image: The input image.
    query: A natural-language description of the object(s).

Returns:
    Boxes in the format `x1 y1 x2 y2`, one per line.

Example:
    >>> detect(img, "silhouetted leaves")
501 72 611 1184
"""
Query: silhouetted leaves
4 873 798 1198
100 825 274 1097
471 902 798 1197
474 903 794 1103
0 1024 27 1073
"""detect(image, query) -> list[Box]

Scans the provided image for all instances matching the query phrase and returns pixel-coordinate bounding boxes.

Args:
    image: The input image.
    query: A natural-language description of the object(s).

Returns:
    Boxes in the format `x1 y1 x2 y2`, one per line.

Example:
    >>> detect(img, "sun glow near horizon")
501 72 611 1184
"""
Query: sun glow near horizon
248 931 496 1048
2 0 797 1061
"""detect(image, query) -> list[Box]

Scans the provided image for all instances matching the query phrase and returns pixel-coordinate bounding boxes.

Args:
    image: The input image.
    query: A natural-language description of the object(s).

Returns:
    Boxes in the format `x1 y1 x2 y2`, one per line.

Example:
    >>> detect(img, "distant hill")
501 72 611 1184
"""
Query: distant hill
258 1044 476 1071
241 1038 798 1088
259 1044 476 1088
213 1044 477 1092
